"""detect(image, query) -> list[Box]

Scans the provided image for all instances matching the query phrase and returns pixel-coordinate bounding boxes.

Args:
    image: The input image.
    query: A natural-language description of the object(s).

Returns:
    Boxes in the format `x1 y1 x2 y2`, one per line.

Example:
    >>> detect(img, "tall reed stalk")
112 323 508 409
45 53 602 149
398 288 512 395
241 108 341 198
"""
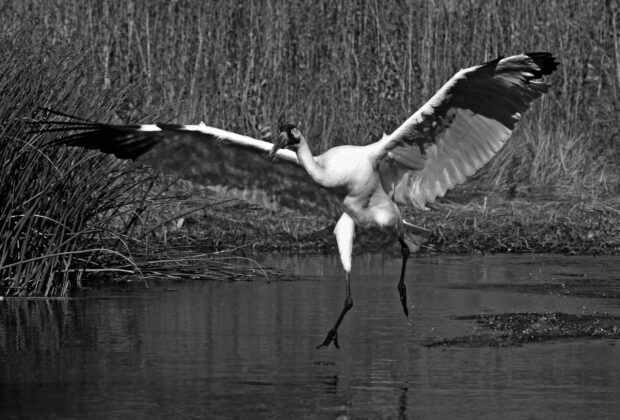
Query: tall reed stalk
0 39 153 296
1 1 618 295
6 0 616 189
4 0 617 185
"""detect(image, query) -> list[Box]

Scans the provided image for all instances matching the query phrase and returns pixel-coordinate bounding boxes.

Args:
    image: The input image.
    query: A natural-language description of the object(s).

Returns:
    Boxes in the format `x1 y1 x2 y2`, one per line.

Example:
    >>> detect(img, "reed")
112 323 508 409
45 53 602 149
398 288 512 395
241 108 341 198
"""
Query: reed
5 0 615 189
1 1 618 296
0 38 153 296
0 40 271 296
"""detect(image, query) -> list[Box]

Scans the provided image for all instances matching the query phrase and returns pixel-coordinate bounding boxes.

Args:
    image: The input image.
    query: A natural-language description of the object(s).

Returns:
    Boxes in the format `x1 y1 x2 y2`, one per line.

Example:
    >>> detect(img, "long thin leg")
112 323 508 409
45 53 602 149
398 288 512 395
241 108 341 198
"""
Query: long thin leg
316 272 353 349
317 213 355 349
398 236 411 317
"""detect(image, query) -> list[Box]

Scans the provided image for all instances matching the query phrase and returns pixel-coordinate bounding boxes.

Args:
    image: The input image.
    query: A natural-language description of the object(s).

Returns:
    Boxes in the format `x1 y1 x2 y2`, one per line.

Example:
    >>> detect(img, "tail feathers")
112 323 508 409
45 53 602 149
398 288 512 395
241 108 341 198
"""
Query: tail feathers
402 220 431 252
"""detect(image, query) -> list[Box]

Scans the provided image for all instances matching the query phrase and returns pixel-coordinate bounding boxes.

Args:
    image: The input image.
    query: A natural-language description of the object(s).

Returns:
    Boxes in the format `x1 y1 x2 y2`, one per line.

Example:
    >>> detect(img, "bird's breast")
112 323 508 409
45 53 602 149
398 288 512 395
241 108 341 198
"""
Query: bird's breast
351 194 403 249
344 193 402 233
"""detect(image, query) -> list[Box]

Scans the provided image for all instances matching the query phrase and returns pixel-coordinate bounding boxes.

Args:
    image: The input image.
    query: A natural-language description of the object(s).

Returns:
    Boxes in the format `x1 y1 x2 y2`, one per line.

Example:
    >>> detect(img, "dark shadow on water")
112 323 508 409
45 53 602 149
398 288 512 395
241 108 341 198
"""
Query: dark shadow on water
2 254 620 419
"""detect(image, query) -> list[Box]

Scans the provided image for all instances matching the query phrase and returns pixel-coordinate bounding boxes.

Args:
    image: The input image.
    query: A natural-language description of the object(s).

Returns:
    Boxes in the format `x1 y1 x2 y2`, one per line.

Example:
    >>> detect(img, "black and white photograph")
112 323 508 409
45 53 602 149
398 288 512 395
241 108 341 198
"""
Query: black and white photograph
1 0 619 418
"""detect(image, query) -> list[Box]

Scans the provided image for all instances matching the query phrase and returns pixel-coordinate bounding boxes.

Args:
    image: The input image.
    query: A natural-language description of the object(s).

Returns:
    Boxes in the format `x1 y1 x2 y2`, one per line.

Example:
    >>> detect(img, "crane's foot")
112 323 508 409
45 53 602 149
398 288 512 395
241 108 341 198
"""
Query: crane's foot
316 281 352 350
316 328 340 349
398 281 409 317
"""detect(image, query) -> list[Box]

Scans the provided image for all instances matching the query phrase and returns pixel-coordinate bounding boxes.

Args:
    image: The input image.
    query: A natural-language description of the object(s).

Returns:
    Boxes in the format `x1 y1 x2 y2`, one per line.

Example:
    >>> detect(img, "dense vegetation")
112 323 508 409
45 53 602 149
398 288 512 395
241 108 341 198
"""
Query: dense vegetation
1 0 618 296
0 41 155 295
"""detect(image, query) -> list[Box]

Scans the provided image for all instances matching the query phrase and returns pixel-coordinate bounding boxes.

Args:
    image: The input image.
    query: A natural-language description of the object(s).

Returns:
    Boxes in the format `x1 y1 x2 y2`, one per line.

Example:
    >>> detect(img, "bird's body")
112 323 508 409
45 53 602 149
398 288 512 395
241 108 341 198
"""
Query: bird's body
301 140 408 278
313 142 399 229
33 52 559 349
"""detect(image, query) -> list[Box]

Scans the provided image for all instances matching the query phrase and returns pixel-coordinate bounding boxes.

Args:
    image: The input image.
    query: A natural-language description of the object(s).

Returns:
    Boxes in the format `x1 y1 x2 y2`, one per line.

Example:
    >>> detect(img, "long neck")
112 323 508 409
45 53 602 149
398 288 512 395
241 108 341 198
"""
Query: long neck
296 137 325 185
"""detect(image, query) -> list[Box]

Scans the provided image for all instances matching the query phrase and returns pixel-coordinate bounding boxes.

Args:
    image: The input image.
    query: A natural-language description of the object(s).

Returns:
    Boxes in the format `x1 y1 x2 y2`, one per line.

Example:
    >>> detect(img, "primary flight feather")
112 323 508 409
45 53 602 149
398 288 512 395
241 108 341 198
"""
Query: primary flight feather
33 52 558 349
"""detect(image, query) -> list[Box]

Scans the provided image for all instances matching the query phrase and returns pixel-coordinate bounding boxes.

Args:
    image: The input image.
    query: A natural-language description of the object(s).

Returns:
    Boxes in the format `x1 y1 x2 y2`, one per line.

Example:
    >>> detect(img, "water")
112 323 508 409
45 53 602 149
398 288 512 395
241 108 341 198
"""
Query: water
1 254 620 419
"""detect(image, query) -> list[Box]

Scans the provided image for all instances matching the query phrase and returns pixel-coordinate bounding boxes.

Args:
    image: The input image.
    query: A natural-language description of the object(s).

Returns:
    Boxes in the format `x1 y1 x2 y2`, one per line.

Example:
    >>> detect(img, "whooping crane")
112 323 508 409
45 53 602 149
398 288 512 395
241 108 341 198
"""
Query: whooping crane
34 52 558 349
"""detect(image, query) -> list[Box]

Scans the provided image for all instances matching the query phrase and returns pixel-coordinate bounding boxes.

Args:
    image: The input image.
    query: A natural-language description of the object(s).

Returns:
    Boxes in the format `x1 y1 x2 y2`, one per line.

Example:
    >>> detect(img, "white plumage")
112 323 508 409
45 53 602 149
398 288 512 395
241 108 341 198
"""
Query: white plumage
35 52 558 349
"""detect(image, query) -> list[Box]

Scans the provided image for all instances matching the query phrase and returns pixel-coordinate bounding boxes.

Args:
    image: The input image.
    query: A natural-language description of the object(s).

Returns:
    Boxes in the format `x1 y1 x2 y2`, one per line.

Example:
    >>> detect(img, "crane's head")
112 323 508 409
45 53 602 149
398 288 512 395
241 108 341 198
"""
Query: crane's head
268 123 302 159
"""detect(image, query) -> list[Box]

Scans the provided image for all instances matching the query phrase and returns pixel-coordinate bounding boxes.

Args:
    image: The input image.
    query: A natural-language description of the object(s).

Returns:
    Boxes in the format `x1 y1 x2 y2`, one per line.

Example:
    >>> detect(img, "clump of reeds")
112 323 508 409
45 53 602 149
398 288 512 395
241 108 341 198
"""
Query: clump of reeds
0 36 279 297
9 0 616 191
3 1 619 297
0 39 152 296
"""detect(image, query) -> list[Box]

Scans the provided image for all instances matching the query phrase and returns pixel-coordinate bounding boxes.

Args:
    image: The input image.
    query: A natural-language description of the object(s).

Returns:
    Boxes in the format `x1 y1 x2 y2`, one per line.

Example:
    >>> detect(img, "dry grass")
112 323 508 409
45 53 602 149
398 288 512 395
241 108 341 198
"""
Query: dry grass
0 41 153 296
1 1 619 296
412 192 620 255
137 188 620 256
4 0 618 188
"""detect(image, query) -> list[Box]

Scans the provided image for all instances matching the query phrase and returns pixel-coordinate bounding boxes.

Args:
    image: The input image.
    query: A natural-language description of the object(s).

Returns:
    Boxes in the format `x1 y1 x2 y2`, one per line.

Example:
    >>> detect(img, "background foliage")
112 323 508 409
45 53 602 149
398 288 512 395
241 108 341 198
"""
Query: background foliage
1 0 618 295
5 0 618 188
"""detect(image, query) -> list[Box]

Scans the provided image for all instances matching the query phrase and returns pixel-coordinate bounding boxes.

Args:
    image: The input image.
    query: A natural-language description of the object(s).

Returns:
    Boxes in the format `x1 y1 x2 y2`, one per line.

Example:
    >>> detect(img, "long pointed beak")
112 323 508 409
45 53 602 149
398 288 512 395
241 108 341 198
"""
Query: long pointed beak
268 133 287 160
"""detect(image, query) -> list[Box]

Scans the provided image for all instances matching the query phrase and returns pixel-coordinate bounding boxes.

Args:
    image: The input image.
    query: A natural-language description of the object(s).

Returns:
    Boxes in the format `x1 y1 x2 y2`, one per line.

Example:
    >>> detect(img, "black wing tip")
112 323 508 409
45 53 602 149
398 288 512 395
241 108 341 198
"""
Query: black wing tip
60 127 161 161
32 108 163 161
524 52 559 76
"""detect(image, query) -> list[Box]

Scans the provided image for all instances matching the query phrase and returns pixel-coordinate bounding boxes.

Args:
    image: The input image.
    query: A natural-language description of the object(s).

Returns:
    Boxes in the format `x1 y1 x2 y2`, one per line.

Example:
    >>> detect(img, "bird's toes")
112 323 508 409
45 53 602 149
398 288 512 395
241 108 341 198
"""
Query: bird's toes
316 329 339 349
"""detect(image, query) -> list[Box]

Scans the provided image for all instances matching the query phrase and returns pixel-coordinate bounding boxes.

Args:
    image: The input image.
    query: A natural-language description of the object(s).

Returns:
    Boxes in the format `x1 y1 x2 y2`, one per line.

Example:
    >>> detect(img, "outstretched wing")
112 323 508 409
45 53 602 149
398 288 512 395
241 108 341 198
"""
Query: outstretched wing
30 110 340 217
378 52 558 209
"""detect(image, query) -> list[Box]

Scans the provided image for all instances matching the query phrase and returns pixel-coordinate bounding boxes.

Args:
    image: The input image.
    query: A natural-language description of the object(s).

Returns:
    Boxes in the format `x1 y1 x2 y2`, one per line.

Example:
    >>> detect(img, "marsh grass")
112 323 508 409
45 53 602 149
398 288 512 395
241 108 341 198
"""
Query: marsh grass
117 249 293 282
149 190 620 255
0 41 155 296
1 1 619 296
415 193 620 255
7 0 617 189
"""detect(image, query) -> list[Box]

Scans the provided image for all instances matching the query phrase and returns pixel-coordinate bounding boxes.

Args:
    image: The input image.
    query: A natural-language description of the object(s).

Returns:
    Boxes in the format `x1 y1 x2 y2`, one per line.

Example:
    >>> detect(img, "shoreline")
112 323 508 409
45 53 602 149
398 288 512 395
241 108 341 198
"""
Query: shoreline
153 187 620 256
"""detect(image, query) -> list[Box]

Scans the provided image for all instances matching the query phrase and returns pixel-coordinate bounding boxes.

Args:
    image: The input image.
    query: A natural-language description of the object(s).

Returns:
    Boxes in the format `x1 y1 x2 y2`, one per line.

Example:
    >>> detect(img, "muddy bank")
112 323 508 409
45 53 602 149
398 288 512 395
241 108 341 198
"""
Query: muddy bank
426 312 620 347
153 186 620 255
452 277 620 299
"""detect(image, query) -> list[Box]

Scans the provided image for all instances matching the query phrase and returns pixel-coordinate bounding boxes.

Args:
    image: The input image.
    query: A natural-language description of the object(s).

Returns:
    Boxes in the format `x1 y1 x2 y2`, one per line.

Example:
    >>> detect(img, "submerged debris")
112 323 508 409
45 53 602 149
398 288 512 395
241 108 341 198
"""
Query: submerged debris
452 278 620 299
426 312 620 347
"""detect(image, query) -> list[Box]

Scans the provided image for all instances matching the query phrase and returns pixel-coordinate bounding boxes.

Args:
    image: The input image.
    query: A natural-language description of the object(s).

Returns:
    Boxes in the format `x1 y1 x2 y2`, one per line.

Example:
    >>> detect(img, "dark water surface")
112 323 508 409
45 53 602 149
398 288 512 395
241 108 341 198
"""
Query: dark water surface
2 254 620 419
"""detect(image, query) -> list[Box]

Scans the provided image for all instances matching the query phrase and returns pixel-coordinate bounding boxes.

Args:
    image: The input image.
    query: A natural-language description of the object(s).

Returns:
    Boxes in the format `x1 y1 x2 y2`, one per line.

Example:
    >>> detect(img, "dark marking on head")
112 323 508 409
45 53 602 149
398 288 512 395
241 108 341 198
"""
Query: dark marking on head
268 123 302 159
278 123 300 144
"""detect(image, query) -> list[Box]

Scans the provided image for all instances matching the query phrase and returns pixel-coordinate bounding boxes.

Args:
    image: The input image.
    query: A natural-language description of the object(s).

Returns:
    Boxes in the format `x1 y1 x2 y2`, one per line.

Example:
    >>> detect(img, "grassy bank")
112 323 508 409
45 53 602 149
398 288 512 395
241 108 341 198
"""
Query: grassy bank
1 1 619 296
143 185 620 256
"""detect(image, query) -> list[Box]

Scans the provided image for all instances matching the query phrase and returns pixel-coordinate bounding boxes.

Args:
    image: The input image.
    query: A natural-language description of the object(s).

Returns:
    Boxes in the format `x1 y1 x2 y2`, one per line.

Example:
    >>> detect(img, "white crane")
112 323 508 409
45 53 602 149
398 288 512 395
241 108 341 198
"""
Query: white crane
35 52 558 349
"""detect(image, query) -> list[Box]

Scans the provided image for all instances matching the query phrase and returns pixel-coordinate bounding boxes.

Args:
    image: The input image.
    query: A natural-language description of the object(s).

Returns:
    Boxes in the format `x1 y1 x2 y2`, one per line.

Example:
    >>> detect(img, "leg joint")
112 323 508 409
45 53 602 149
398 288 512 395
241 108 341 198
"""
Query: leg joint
344 296 353 310
401 245 411 258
